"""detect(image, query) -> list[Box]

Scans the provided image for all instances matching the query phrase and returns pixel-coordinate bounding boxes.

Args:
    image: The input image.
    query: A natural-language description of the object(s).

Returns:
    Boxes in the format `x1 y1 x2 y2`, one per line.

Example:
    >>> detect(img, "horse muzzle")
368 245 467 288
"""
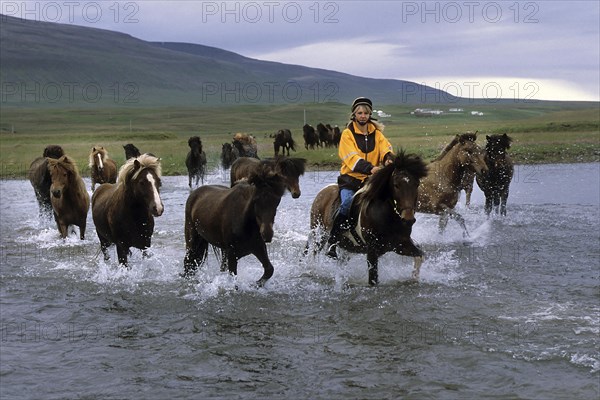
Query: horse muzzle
51 189 61 199
291 191 301 199
152 201 164 217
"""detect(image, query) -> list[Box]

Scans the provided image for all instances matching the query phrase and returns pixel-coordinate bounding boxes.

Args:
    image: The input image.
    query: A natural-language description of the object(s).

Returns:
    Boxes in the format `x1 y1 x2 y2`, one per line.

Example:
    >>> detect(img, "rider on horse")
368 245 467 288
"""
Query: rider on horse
326 97 395 259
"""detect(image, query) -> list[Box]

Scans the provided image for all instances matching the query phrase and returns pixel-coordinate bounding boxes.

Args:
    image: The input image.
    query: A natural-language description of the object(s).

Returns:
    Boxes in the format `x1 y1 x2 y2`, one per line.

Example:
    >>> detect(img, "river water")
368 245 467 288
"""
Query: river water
1 163 598 399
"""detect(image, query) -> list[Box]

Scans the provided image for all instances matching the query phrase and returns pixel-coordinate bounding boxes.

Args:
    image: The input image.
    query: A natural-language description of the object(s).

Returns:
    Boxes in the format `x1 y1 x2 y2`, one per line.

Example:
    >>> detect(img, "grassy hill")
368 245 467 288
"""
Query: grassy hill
0 15 451 107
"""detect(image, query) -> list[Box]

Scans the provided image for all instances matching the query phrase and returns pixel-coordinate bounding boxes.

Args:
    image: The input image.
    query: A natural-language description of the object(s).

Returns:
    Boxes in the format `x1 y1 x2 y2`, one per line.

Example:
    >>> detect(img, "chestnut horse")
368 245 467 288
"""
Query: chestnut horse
183 165 287 286
230 156 306 198
185 136 207 188
92 154 164 267
417 132 488 235
28 145 65 217
89 146 117 191
308 151 428 285
476 134 514 215
47 155 90 239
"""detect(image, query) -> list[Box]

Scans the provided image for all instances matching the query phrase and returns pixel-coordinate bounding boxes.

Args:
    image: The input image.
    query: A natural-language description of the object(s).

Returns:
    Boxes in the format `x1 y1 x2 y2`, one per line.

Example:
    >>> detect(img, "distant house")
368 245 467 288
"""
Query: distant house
471 111 484 116
412 108 443 117
449 108 464 112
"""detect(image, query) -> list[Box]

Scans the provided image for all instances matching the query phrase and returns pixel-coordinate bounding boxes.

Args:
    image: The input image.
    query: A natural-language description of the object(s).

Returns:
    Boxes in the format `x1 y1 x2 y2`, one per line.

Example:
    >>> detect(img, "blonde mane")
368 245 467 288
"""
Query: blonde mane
117 154 162 184
88 146 109 168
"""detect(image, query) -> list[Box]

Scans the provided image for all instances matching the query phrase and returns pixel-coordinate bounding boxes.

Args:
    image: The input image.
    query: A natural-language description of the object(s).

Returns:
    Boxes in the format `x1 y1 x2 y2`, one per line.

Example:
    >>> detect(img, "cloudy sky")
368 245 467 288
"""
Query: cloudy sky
4 0 599 101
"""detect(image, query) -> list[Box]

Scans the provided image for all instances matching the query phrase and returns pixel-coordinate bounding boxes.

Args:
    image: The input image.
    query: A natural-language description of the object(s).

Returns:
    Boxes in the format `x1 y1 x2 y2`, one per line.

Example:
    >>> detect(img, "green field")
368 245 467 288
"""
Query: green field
0 102 598 178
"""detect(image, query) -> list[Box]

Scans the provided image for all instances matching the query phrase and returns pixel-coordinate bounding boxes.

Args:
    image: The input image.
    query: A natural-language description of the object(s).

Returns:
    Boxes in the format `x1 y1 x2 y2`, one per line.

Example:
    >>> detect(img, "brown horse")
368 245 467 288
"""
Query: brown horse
417 132 488 235
28 145 65 217
476 134 514 215
89 146 117 191
92 154 164 267
183 164 287 286
185 136 207 188
308 151 428 285
47 155 90 239
230 156 306 198
273 129 296 156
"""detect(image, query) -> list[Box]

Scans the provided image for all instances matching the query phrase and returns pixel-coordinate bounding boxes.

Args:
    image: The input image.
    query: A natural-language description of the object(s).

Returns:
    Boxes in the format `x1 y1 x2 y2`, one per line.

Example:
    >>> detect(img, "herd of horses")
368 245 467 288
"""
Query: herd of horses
27 132 513 286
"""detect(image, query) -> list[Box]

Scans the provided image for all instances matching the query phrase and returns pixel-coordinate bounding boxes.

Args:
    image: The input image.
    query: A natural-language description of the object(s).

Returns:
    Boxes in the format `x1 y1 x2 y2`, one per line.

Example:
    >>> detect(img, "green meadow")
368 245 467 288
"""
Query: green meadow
0 102 598 178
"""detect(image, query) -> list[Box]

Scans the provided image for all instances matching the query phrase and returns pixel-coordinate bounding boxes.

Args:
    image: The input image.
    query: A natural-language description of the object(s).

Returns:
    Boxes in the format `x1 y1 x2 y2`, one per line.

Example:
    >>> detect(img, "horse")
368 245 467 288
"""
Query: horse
332 125 341 147
89 146 117 191
91 154 164 267
476 134 514 215
273 129 296 156
183 164 287 286
431 133 478 207
230 156 306 198
28 145 65 218
46 155 90 239
308 151 429 285
221 142 239 170
123 143 141 160
416 132 488 235
185 136 207 188
233 133 258 158
317 123 334 147
303 124 319 149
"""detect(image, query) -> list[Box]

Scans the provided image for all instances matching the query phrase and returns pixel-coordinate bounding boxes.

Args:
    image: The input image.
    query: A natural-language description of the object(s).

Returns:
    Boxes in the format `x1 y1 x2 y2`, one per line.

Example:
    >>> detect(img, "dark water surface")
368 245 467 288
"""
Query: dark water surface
1 163 598 399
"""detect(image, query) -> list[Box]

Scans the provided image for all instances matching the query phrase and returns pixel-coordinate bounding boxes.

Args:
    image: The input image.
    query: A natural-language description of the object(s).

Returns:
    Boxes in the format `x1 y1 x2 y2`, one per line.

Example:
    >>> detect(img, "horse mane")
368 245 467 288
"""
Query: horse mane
233 133 256 146
271 156 306 178
117 154 162 184
359 150 428 203
47 155 87 192
247 164 286 197
486 133 512 152
88 146 108 167
433 131 478 161
43 145 64 158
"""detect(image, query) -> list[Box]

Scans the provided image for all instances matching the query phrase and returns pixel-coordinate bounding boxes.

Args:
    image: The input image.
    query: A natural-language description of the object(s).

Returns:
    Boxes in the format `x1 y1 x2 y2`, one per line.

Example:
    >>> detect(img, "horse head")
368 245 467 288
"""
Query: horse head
188 136 203 153
122 155 164 217
90 146 106 173
485 134 512 166
456 132 488 175
248 165 286 242
274 157 306 199
43 145 64 159
359 150 428 225
388 151 428 224
48 155 77 199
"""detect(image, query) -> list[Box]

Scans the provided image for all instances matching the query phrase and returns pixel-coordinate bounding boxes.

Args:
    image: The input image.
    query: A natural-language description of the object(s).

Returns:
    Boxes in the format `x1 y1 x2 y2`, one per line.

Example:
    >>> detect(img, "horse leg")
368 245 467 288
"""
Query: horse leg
438 212 449 233
188 173 192 189
99 237 111 262
367 250 379 286
253 243 274 287
396 240 424 281
55 216 68 239
500 190 509 216
484 196 493 215
116 244 130 268
183 235 208 277
449 209 470 238
79 220 86 240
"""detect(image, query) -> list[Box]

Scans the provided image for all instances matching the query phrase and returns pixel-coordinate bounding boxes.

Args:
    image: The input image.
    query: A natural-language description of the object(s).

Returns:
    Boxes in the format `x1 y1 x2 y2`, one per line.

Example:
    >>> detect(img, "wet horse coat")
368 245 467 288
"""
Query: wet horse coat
28 145 65 217
92 154 164 267
476 134 514 215
47 155 90 239
89 146 117 191
309 151 428 285
417 132 488 235
183 165 286 286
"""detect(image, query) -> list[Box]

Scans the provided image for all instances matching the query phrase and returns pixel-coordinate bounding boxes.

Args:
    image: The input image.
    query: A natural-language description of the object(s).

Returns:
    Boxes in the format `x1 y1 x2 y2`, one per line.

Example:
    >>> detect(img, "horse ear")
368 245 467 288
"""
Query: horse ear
133 159 141 170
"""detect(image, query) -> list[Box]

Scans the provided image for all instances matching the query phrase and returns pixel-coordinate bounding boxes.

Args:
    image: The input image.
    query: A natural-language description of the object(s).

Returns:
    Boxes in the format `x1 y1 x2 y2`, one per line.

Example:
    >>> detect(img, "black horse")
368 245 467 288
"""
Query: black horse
183 165 287 286
302 124 319 150
308 151 428 285
221 142 239 170
28 144 65 218
123 143 141 160
185 136 207 188
273 129 296 156
476 134 514 215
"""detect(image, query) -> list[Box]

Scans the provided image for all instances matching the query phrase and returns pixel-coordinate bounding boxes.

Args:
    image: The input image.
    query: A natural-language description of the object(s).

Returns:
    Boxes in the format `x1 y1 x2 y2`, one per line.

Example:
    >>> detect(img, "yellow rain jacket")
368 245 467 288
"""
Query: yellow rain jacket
338 121 394 188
